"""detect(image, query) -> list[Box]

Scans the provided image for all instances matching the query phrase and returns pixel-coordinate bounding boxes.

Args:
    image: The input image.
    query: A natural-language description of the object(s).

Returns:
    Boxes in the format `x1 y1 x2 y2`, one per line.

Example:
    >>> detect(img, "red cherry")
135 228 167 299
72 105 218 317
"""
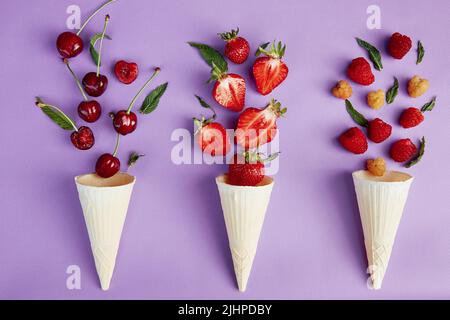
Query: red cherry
70 126 94 150
95 153 120 178
114 60 139 84
82 72 108 97
56 32 83 58
78 100 102 123
113 110 138 135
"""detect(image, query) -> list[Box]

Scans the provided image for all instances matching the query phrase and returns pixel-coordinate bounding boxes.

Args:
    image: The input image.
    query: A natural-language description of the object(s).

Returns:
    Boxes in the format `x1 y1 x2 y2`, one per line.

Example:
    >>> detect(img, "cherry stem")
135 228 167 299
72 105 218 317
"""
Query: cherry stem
96 15 110 77
63 59 88 101
76 0 116 36
126 67 161 114
36 98 78 132
112 133 120 157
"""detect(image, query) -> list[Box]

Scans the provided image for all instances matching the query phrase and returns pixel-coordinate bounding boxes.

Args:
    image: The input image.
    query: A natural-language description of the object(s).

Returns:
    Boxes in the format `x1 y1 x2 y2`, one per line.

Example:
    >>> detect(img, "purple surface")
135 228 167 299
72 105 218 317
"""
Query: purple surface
0 0 449 299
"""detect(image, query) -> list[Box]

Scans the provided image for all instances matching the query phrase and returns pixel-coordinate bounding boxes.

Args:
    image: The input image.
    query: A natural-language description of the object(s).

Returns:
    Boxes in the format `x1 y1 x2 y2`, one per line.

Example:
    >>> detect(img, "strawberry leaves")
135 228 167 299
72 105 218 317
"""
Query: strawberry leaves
405 137 425 168
345 100 368 127
139 82 168 114
89 33 111 66
356 38 383 71
416 41 425 65
188 42 228 73
35 97 77 131
256 41 286 59
420 96 436 112
386 77 399 104
128 152 145 167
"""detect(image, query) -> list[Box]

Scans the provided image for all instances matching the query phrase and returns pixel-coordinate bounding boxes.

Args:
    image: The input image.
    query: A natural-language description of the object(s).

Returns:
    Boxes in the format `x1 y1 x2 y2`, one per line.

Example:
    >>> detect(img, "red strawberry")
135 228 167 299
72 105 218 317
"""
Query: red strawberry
347 57 375 86
368 118 392 143
227 152 278 186
235 99 287 149
219 28 250 64
400 107 424 128
210 63 245 112
387 32 412 59
193 96 230 156
114 60 139 84
390 138 417 162
252 41 288 95
339 127 368 154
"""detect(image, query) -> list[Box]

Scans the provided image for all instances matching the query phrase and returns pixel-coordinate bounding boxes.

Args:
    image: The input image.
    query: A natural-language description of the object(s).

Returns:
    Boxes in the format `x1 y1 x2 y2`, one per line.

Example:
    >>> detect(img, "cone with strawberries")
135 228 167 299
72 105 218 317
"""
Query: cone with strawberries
216 152 278 292
353 159 414 289
75 172 136 290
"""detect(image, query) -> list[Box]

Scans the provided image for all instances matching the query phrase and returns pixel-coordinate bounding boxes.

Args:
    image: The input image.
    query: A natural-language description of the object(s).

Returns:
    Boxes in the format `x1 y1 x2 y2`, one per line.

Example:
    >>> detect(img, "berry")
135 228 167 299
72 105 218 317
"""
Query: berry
235 99 286 149
197 122 230 156
95 153 120 178
219 28 250 64
347 57 375 86
56 32 83 59
253 41 288 95
390 139 417 162
78 100 102 123
368 118 392 143
387 32 412 59
113 110 138 135
332 80 352 99
228 153 265 186
400 107 424 128
339 127 368 154
82 72 108 97
367 157 386 177
114 60 139 84
211 71 246 112
70 126 95 150
407 75 429 98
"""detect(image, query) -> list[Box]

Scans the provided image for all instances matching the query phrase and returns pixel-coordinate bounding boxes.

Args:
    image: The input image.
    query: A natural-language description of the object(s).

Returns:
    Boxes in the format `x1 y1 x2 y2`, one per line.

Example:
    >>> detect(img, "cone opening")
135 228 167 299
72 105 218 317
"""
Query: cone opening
75 173 135 188
216 174 274 188
353 170 413 183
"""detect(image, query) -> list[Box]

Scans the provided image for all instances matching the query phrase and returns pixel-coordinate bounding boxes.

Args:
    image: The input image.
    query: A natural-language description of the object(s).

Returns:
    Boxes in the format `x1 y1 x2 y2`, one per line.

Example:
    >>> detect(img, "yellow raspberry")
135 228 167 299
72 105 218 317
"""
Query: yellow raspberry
408 75 429 98
332 80 352 99
367 89 385 110
367 157 386 177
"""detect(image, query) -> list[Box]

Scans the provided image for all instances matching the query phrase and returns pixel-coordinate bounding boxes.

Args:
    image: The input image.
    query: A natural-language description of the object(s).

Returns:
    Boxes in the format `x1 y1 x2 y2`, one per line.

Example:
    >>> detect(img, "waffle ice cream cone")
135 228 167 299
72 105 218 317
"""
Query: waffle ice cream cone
352 170 413 289
216 174 274 292
75 173 136 290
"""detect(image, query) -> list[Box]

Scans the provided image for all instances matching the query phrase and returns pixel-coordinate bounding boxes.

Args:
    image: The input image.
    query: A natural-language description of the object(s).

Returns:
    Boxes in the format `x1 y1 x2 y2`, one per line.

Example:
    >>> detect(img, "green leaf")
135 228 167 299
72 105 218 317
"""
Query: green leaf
139 82 168 114
421 96 436 112
35 97 76 131
255 42 270 56
345 100 368 127
416 40 425 65
128 152 145 167
89 33 111 66
356 38 383 71
405 137 425 168
195 95 212 109
386 77 399 104
187 42 228 72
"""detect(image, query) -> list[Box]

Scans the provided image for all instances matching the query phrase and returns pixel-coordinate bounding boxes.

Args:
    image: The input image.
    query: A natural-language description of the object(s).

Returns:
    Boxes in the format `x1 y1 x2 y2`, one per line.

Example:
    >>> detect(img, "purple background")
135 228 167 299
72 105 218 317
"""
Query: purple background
0 0 449 299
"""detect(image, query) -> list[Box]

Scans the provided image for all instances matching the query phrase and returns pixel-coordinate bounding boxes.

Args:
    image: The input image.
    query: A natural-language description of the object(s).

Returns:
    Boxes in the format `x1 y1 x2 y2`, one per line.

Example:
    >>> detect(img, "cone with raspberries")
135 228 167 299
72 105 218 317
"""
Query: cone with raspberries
352 169 413 289
216 152 277 292
75 172 136 290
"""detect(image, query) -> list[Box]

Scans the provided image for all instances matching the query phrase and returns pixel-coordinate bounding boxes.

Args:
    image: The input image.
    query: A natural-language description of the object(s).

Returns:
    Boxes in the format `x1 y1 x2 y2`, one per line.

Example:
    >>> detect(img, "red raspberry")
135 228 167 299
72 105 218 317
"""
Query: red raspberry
339 127 368 154
390 139 417 162
347 57 375 86
400 107 424 128
368 118 392 143
387 32 412 59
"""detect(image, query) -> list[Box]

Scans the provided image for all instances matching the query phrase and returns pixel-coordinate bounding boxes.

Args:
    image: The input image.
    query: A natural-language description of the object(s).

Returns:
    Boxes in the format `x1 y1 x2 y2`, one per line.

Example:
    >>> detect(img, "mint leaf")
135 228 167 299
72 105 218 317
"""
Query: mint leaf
420 96 436 112
356 38 383 71
188 42 228 72
139 82 168 114
35 97 76 131
128 152 145 167
89 33 111 66
345 100 368 127
386 77 399 104
195 95 212 110
405 137 425 168
416 41 425 65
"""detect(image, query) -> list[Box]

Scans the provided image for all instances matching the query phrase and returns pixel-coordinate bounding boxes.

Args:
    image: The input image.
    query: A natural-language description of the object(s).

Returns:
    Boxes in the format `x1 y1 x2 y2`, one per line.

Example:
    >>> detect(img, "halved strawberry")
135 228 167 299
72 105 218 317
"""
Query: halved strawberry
252 41 288 95
235 99 286 149
193 95 230 156
210 63 245 112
